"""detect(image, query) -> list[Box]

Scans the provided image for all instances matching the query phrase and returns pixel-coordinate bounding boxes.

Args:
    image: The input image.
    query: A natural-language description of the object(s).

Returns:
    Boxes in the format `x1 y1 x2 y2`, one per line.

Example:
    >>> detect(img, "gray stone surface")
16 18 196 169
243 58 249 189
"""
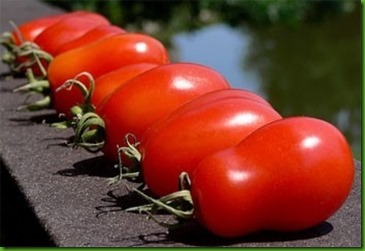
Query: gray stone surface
0 0 362 247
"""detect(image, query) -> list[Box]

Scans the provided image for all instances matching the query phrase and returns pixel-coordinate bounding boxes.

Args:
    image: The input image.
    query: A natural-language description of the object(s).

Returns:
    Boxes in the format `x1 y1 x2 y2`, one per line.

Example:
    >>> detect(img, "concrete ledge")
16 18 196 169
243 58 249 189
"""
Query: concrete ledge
0 0 361 247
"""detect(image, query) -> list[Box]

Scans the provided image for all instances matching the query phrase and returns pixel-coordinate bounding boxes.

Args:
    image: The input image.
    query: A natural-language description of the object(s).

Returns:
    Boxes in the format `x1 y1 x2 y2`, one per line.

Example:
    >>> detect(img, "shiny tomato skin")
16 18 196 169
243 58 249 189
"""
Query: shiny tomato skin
55 25 126 55
11 11 103 45
191 117 355 238
34 14 110 55
8 11 102 76
91 63 158 107
139 89 282 197
95 63 231 162
12 14 66 45
47 33 169 118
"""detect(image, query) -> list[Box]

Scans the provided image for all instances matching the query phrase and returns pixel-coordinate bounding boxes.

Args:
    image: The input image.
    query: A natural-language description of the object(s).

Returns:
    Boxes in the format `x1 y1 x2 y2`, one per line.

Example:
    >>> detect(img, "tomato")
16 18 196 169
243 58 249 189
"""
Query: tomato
1 11 92 76
3 11 111 77
44 33 169 118
55 25 126 55
83 63 231 162
137 88 281 197
33 14 110 56
8 11 97 45
187 116 354 237
56 63 158 116
10 13 65 45
90 63 158 107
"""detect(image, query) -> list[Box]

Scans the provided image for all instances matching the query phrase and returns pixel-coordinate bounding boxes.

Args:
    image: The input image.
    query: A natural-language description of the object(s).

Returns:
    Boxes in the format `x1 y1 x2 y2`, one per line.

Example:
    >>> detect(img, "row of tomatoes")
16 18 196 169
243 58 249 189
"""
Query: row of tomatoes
1 10 355 239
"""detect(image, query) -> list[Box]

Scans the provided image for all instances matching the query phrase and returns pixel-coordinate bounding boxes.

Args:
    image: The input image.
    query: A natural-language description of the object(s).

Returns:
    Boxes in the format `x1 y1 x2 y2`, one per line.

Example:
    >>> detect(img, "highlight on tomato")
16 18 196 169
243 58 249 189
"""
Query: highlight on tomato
62 63 159 109
49 63 159 128
33 14 110 56
55 25 126 55
127 116 355 238
71 63 231 163
1 11 109 76
117 88 282 197
14 32 170 118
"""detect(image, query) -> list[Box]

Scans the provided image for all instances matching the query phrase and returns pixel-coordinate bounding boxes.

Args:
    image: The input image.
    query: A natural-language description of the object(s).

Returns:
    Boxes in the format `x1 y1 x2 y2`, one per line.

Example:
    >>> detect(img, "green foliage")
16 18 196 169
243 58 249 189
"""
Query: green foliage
43 0 358 28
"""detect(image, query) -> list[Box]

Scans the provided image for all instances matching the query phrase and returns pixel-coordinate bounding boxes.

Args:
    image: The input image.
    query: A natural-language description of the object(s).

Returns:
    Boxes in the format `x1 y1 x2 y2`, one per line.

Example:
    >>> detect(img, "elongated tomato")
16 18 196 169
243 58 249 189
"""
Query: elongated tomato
55 25 126 55
2 11 99 76
11 13 68 45
190 117 354 237
91 63 158 107
139 89 282 197
94 63 231 162
34 14 110 55
48 33 169 118
8 11 102 45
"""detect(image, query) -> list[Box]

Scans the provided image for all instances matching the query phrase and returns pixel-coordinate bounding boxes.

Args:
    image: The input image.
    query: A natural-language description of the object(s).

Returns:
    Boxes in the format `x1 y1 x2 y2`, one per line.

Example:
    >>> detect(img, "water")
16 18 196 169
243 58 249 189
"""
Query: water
174 24 260 94
170 7 361 160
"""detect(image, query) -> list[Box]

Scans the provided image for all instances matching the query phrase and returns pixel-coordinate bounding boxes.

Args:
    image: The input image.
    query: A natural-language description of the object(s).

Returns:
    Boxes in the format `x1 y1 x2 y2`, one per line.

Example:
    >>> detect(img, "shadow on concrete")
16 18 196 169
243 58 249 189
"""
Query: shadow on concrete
95 186 334 247
55 155 118 178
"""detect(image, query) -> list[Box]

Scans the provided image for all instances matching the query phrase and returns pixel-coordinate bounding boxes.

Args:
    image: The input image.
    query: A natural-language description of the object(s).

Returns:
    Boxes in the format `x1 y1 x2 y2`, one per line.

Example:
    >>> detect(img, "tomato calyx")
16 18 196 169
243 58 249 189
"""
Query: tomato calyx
108 134 143 185
0 31 14 51
71 112 106 152
1 21 22 66
108 134 143 184
56 72 107 149
56 71 96 115
124 172 195 227
2 21 52 78
14 68 49 93
13 69 52 111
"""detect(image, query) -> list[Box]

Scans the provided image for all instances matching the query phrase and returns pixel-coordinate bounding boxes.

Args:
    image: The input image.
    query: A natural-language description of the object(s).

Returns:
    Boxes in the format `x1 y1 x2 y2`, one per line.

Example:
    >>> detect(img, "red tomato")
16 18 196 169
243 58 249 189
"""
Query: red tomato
138 88 282 197
46 33 169 118
189 116 354 237
3 11 93 76
57 63 158 115
11 14 65 45
91 63 158 107
6 11 110 77
55 25 126 55
33 13 110 55
10 11 85 45
93 63 231 162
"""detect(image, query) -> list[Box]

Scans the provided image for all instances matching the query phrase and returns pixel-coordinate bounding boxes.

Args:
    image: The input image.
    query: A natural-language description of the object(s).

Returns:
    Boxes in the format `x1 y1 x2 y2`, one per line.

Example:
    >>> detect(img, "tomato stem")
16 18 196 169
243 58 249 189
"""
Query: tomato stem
72 112 106 153
16 95 51 112
56 71 97 118
1 21 21 57
124 176 194 227
0 31 15 51
13 69 50 93
108 133 143 185
9 20 25 44
119 133 142 161
1 21 51 78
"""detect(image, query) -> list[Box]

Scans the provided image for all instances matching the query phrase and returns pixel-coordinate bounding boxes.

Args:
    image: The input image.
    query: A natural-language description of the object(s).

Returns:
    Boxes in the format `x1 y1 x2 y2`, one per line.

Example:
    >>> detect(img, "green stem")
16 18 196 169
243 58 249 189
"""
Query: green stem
11 44 52 78
9 20 25 44
1 49 16 65
16 95 51 111
13 68 50 94
0 31 15 50
124 178 195 227
16 44 53 62
50 120 72 129
72 112 106 153
1 21 52 77
121 133 142 161
56 71 96 116
108 133 143 185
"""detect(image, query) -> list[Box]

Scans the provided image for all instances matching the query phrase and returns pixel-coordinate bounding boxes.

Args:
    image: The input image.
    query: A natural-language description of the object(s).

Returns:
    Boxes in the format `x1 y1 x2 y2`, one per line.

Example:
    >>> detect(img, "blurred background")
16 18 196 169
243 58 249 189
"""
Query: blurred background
44 0 361 160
